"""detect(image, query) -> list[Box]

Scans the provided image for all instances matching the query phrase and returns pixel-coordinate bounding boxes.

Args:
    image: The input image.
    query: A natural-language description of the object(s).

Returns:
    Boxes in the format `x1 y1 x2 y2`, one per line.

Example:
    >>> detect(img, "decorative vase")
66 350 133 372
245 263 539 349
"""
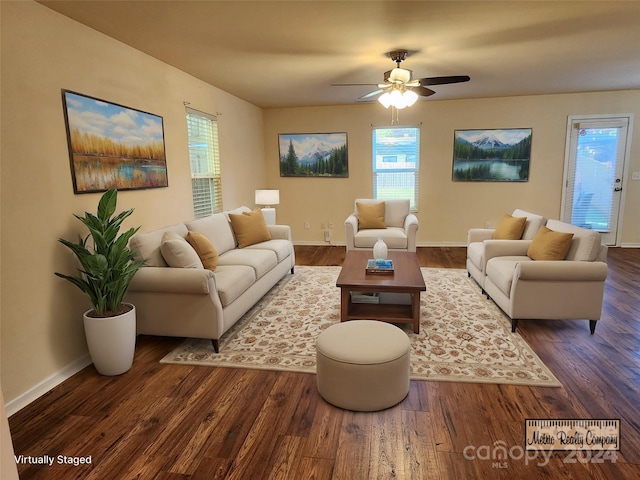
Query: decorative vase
373 238 388 260
83 304 136 376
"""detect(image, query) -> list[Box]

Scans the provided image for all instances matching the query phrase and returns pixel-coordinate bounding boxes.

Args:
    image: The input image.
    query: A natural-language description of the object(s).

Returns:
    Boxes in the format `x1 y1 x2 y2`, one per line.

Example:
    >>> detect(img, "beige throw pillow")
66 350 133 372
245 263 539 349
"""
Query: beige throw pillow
160 231 203 269
228 209 272 248
493 214 527 240
357 201 386 229
527 226 574 261
186 231 219 270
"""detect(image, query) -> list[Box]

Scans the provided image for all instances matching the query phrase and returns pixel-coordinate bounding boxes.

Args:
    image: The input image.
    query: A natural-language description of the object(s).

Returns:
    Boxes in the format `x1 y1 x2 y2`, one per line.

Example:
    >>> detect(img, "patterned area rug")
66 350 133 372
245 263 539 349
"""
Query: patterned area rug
161 267 561 387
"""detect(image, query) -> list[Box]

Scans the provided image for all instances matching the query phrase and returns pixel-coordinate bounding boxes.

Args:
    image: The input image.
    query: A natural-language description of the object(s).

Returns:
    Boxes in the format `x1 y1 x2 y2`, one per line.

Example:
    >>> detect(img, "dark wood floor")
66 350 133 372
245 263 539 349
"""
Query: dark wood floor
9 246 640 479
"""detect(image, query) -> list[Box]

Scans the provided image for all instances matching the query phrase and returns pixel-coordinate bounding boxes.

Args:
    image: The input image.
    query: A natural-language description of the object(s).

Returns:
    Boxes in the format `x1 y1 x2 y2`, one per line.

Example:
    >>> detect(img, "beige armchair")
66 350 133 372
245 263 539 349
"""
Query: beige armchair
344 199 418 252
482 219 608 334
467 209 547 291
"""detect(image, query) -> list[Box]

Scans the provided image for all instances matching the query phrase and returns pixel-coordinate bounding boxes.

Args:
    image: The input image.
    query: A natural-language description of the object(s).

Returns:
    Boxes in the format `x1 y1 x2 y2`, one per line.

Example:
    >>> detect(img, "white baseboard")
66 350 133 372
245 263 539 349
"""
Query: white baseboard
5 354 92 417
293 241 467 247
620 243 640 248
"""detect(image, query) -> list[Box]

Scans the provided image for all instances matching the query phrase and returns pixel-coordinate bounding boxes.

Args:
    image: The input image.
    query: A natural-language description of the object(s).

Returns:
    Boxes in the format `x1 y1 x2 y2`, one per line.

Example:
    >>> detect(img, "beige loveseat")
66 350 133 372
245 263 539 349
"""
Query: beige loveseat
126 206 295 352
344 198 418 252
482 219 608 334
467 209 547 291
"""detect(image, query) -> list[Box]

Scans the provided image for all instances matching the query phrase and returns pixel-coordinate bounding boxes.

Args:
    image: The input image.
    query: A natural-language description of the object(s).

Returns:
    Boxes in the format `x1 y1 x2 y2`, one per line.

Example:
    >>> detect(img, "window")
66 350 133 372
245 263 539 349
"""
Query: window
186 108 223 217
372 126 420 211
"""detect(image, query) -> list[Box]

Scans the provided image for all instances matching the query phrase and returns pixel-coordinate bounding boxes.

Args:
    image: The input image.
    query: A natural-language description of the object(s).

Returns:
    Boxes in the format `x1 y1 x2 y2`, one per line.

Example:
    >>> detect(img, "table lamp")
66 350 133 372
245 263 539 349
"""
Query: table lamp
255 189 280 225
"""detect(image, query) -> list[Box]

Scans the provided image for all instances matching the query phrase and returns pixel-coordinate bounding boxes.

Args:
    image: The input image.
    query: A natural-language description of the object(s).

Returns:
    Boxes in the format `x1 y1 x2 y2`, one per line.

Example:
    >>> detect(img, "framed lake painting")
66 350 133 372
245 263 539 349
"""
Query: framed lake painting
452 128 532 181
62 90 168 193
279 132 348 177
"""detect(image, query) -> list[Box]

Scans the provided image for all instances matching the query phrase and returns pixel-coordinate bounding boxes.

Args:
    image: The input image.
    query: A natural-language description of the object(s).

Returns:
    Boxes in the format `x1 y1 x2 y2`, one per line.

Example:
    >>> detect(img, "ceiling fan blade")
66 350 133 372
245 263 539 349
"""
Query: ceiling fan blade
331 83 379 87
414 86 436 97
357 89 384 101
419 75 470 86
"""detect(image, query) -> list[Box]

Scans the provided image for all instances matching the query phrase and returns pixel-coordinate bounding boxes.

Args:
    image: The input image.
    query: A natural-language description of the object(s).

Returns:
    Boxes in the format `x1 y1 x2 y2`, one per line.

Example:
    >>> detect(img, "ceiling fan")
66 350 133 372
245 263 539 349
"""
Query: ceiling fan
332 50 470 108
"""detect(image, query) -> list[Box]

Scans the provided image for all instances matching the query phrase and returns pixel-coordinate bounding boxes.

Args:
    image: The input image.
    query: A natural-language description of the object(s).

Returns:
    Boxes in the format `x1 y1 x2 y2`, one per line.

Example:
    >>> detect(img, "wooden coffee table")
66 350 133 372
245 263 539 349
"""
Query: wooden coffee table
336 250 426 333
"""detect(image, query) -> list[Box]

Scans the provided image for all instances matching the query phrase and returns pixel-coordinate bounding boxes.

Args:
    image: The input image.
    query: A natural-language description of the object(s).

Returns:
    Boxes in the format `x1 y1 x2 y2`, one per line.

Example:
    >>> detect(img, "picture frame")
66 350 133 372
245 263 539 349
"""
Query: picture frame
279 132 348 177
62 90 168 193
452 128 532 182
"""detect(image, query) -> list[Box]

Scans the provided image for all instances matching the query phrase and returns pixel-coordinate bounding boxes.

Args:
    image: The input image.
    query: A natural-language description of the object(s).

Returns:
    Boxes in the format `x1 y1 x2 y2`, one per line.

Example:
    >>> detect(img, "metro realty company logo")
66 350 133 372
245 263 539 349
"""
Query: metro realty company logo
525 419 620 451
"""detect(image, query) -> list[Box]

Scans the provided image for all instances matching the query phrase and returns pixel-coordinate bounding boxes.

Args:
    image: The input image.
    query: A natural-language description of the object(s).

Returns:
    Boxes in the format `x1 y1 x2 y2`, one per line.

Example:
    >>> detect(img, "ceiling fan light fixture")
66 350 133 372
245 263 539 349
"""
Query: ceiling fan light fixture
378 92 393 108
403 89 418 107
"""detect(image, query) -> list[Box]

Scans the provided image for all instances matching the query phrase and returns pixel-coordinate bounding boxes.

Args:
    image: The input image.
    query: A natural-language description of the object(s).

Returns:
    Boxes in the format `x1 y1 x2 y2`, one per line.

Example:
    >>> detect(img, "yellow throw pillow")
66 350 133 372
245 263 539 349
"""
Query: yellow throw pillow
493 214 527 240
527 226 574 261
229 209 272 248
186 231 219 270
356 201 386 229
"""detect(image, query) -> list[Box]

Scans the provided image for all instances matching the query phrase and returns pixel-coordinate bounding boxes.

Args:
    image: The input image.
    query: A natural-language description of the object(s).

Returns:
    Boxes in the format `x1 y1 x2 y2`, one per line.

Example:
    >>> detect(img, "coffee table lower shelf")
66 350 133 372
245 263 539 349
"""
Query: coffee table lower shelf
341 289 421 333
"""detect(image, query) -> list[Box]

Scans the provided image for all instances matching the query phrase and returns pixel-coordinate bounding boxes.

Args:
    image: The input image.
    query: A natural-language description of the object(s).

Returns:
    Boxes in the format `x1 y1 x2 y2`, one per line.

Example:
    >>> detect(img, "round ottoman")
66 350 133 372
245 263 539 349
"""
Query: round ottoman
316 320 411 411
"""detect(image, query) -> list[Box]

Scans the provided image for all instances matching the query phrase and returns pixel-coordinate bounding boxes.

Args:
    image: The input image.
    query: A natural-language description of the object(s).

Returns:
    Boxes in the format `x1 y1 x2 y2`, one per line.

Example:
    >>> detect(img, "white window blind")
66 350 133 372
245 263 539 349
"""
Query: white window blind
372 126 420 211
186 108 222 217
564 119 627 231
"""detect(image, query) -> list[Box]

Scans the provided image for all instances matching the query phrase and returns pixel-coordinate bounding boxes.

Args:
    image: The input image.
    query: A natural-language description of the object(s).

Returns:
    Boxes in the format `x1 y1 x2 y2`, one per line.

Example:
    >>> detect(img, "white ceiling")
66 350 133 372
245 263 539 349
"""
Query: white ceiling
39 1 640 109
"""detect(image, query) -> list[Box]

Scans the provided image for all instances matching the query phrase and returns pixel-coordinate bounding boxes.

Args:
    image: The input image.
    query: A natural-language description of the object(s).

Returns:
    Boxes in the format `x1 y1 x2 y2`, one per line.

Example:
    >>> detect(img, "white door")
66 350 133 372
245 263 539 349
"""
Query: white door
561 115 633 246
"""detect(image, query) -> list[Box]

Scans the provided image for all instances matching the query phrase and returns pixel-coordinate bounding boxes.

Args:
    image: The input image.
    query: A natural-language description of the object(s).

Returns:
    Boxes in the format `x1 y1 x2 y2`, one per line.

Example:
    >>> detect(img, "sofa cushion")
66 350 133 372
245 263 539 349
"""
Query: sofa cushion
493 214 526 240
228 209 272 248
130 223 189 267
527 226 574 261
384 199 410 228
356 201 386 229
545 219 603 261
217 248 277 279
186 231 219 271
512 209 547 240
185 213 236 256
160 231 203 269
213 265 256 307
245 239 292 263
486 256 533 296
354 227 407 249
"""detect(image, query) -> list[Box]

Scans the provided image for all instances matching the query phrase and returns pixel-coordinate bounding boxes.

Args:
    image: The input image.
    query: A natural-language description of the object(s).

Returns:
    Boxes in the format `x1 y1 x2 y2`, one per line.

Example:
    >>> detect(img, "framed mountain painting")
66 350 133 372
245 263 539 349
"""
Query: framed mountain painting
279 132 348 177
452 128 532 182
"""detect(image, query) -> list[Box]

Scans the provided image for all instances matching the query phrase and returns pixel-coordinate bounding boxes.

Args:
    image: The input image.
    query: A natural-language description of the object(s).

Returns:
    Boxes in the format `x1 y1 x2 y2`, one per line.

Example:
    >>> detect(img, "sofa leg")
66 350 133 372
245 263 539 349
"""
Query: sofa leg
589 320 597 335
511 319 519 333
291 266 295 274
211 339 219 353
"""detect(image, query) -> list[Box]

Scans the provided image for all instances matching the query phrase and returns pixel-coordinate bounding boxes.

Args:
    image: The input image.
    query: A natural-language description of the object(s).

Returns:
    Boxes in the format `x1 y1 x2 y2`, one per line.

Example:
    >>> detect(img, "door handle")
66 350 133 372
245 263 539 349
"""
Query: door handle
614 187 622 192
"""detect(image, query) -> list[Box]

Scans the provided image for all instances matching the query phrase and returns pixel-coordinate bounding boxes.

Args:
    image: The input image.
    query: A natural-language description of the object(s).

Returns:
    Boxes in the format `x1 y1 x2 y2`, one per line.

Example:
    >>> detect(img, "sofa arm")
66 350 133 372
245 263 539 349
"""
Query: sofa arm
344 214 358 249
467 228 495 245
484 239 532 261
515 261 608 282
268 224 292 241
128 267 216 295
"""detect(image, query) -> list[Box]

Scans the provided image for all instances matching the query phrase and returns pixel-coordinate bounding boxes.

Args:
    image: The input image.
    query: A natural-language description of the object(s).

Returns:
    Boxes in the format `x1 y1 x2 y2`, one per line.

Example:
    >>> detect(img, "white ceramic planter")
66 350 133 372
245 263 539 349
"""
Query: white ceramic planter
83 304 136 376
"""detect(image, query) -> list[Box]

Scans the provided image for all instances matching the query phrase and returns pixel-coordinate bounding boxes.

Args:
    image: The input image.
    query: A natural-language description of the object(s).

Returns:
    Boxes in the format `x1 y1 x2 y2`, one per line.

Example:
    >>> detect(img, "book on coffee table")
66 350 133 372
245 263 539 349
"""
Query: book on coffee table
366 258 394 275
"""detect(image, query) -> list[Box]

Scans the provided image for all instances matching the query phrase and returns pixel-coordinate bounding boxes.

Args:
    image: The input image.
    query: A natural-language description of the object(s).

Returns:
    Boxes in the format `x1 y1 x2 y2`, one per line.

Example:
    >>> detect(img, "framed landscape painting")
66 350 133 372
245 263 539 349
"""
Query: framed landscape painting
279 132 348 177
452 128 532 181
62 90 168 193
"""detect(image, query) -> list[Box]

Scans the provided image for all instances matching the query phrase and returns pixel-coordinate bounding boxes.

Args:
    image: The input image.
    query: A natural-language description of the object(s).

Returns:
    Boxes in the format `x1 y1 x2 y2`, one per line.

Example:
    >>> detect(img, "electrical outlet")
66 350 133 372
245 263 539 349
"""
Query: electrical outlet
324 230 331 242
632 171 640 181
328 222 334 229
485 221 492 229
304 221 310 229
321 222 326 230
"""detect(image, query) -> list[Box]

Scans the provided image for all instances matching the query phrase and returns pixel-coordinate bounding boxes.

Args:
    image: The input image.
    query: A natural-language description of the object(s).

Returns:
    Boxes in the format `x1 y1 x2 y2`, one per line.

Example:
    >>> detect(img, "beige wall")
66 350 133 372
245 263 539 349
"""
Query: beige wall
264 92 640 246
0 1 265 405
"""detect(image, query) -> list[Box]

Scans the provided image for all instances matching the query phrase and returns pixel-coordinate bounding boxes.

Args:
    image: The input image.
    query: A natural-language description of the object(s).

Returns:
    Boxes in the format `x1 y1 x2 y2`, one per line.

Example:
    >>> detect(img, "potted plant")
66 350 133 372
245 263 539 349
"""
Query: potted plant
55 188 143 375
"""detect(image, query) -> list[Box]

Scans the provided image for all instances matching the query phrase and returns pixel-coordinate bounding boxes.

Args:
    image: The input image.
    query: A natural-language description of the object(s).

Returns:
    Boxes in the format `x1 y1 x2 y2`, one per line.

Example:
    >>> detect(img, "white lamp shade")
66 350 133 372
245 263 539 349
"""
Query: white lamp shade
255 189 280 206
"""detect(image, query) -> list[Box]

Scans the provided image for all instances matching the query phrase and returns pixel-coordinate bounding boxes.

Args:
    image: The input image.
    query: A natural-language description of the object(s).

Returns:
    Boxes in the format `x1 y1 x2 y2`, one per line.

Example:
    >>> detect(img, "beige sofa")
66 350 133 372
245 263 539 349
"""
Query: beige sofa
344 198 418 252
467 209 547 291
482 219 608 334
126 206 295 352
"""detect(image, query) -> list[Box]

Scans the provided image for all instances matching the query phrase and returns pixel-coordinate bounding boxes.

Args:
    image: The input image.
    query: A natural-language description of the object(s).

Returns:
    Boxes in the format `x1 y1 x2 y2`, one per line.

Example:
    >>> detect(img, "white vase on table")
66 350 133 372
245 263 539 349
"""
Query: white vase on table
373 238 388 260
